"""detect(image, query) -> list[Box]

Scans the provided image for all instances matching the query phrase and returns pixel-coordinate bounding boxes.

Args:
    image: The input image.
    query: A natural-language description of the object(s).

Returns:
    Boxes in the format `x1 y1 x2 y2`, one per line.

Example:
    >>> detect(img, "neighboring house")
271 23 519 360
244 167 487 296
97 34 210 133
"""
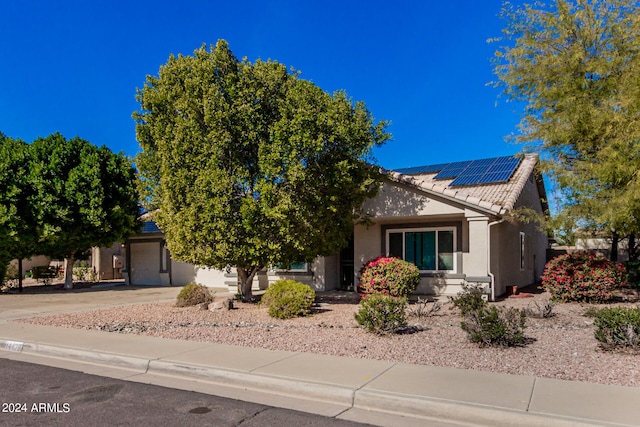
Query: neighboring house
7 248 123 281
90 243 125 280
122 154 549 299
551 236 631 262
6 255 51 277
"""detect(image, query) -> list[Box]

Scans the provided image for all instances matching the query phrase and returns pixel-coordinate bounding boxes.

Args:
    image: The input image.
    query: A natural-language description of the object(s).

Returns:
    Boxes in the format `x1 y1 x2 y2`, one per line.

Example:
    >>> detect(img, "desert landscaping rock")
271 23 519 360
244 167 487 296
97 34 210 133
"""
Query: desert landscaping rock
208 296 234 311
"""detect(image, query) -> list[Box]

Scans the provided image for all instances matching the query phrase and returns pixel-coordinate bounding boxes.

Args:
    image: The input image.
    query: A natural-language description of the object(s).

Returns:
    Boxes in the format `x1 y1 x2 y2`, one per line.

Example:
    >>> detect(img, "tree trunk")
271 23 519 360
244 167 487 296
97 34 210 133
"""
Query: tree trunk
237 266 261 302
629 233 637 260
610 231 619 262
64 253 75 290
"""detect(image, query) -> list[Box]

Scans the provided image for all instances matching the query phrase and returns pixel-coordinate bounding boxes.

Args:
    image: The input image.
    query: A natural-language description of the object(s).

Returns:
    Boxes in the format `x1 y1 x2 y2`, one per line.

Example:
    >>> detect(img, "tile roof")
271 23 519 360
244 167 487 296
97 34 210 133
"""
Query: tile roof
387 154 539 216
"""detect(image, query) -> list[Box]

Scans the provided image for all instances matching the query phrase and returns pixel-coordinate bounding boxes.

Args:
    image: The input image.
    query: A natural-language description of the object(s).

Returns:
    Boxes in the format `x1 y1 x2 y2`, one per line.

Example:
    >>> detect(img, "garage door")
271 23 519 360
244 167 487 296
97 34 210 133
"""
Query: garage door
129 241 161 285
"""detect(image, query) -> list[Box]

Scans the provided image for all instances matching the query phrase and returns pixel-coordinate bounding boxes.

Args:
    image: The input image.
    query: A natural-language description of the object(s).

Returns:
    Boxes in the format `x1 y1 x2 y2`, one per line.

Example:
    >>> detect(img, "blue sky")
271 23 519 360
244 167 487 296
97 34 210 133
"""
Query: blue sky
0 0 524 171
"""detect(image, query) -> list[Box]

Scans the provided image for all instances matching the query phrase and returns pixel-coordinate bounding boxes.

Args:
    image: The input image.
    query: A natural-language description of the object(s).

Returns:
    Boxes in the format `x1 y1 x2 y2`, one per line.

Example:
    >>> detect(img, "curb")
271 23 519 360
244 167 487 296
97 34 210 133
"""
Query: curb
352 389 602 427
2 339 150 372
0 338 633 427
147 360 356 405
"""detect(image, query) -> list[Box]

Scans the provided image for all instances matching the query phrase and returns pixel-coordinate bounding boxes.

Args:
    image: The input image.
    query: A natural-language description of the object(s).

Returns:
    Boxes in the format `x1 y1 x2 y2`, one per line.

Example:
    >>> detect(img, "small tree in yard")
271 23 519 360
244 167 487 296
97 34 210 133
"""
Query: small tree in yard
30 133 140 289
134 40 389 301
0 133 39 291
493 0 640 259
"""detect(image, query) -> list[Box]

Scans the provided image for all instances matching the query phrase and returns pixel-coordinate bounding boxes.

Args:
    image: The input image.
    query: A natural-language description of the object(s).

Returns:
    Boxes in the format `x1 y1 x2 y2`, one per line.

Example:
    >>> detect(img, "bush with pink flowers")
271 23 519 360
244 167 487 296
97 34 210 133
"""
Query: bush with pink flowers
541 252 626 303
357 256 420 298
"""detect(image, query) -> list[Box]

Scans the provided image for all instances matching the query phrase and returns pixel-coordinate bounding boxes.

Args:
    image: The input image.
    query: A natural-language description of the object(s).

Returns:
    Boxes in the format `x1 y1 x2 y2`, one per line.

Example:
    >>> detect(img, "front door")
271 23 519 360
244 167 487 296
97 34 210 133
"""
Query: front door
339 234 355 291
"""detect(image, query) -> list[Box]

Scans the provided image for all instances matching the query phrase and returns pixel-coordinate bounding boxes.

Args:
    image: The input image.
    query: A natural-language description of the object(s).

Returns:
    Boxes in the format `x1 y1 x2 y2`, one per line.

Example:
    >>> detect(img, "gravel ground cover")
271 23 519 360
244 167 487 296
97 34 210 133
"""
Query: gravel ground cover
17 283 640 388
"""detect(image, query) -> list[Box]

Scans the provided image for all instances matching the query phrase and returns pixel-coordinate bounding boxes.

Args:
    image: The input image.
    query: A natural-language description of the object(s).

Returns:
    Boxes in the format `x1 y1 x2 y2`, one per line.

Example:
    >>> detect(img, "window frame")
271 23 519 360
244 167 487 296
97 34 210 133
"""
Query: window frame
385 226 457 273
272 262 309 273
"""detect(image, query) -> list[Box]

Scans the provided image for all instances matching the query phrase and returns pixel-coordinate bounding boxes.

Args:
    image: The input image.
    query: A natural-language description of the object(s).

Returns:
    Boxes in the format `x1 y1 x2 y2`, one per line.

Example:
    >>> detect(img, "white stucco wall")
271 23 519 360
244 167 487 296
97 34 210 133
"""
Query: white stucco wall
354 222 382 274
355 181 487 296
8 255 50 278
92 243 125 280
361 181 465 219
464 213 489 277
492 176 548 296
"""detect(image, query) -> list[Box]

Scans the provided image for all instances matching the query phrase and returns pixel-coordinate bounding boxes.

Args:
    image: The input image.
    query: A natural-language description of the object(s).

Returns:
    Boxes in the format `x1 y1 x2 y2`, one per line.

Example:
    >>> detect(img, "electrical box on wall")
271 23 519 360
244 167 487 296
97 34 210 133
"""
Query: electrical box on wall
113 255 124 269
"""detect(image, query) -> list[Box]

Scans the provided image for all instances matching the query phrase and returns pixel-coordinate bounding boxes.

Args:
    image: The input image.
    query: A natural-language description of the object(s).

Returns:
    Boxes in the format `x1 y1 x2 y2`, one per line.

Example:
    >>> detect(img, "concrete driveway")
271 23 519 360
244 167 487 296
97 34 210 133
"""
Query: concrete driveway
0 284 182 321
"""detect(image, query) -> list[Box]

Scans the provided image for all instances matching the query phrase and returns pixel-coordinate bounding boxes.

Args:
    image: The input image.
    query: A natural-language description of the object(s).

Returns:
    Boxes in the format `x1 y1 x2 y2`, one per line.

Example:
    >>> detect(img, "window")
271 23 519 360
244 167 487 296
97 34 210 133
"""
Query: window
387 227 455 272
273 262 308 273
520 232 526 270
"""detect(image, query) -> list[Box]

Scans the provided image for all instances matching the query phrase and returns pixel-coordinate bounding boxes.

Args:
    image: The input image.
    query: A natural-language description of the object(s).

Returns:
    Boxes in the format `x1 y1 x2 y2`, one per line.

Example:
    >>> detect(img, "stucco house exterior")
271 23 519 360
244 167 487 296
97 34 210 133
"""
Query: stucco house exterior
355 154 548 300
123 154 549 300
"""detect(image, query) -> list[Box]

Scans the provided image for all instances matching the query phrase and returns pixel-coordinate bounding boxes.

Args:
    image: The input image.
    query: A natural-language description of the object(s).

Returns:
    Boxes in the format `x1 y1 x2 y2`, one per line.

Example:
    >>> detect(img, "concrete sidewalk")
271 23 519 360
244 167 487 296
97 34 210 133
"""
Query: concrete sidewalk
1 286 639 426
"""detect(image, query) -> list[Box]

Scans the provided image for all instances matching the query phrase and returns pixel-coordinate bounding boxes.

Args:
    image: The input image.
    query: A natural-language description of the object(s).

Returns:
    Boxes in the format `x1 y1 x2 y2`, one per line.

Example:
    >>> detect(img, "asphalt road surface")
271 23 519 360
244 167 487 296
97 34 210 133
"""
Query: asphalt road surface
0 358 372 427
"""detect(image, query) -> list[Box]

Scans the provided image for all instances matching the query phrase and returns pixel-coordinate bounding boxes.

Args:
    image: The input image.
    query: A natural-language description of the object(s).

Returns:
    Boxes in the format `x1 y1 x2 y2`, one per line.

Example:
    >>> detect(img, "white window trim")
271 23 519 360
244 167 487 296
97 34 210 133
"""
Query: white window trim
385 227 457 273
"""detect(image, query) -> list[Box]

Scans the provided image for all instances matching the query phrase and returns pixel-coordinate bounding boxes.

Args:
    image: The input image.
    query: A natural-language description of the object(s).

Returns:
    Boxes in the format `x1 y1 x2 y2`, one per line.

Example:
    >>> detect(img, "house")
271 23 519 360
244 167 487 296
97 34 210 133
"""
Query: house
355 153 549 300
122 154 549 300
123 213 328 291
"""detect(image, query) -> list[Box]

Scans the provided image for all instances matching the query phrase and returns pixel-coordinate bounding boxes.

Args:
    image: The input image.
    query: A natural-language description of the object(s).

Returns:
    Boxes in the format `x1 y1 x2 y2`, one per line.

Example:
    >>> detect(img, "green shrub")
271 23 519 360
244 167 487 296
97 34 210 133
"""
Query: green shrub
31 266 58 285
176 283 215 307
461 306 527 347
357 256 420 298
261 279 315 319
593 307 640 353
73 262 93 282
1 263 19 290
541 252 626 303
624 260 640 287
449 282 487 316
355 293 407 334
408 297 441 319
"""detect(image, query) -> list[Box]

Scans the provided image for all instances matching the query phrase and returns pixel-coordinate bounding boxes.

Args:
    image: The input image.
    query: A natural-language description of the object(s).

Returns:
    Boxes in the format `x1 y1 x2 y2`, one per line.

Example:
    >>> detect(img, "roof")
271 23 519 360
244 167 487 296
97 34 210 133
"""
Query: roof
138 211 162 234
387 154 542 216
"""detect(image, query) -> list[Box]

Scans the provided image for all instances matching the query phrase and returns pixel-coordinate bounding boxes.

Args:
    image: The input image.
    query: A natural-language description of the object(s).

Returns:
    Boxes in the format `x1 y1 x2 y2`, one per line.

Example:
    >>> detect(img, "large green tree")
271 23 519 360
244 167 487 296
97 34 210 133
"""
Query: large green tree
30 133 140 288
134 40 389 301
0 133 39 291
493 0 640 259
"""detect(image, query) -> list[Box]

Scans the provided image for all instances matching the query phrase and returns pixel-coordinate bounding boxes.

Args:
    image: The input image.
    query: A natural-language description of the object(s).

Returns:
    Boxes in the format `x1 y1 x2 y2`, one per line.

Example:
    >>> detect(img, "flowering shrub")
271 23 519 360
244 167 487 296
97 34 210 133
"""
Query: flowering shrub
357 256 420 298
541 252 626 303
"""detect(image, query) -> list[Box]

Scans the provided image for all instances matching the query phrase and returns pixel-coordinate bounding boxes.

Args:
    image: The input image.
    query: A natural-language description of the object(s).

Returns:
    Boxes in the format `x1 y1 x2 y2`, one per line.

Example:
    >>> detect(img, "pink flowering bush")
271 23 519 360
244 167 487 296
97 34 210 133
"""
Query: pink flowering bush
541 252 626 303
357 256 420 298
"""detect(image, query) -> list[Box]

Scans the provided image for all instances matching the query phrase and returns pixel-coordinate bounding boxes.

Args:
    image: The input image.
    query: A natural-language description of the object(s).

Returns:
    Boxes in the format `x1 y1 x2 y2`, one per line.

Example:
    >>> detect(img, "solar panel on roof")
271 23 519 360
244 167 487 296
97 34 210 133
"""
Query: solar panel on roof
142 220 162 233
434 161 472 179
471 158 494 168
449 174 478 186
462 165 488 176
395 156 522 186
395 163 447 175
449 156 521 186
488 158 519 172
